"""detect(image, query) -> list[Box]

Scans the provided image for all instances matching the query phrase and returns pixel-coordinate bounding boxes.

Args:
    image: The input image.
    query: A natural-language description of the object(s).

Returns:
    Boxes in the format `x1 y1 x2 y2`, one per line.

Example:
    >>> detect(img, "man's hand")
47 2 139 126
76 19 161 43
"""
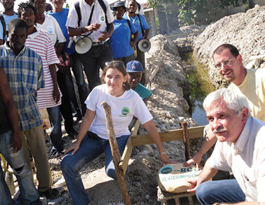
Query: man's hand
86 23 101 32
183 152 203 168
11 133 22 153
98 31 110 41
53 86 60 104
130 41 136 48
186 177 201 193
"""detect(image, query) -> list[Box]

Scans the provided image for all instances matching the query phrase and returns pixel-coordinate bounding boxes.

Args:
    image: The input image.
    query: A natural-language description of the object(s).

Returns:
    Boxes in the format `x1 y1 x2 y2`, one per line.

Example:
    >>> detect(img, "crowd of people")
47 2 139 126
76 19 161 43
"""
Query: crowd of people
0 0 265 204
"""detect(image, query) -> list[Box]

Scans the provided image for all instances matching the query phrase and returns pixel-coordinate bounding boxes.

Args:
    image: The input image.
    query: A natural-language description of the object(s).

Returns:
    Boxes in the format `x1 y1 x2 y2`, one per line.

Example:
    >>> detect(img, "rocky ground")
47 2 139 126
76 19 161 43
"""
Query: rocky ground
3 28 206 205
37 35 202 205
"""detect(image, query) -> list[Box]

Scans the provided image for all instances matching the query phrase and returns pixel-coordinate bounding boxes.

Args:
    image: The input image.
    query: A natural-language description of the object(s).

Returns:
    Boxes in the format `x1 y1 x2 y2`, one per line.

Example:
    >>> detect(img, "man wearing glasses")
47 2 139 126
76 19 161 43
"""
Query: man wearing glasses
185 43 265 171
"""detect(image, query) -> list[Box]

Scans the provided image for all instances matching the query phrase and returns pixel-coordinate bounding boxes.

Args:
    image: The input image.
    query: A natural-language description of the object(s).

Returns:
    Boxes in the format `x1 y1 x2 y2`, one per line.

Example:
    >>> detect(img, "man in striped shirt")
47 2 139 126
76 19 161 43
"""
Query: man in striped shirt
0 18 60 200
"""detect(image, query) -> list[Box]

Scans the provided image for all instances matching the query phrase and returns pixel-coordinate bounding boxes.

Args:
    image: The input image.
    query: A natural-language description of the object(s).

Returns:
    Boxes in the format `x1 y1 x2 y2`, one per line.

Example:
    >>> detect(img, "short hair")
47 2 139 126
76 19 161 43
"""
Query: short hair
8 18 28 36
212 44 239 59
101 60 131 91
17 2 37 19
203 88 251 118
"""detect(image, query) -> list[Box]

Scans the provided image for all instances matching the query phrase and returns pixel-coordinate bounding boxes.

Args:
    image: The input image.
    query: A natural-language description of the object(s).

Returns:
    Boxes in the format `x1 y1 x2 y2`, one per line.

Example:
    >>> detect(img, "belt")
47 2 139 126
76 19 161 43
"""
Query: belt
92 40 107 46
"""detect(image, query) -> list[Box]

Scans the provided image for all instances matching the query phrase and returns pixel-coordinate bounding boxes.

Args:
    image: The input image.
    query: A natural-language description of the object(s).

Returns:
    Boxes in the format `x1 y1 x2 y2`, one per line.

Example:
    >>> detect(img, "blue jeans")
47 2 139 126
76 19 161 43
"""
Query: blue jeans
0 130 40 205
196 179 245 205
47 106 63 152
61 133 129 205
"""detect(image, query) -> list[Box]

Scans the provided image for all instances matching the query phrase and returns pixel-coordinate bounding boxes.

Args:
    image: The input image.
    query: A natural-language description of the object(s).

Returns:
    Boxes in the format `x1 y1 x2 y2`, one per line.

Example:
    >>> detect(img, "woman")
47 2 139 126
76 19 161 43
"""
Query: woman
61 60 174 205
110 1 138 65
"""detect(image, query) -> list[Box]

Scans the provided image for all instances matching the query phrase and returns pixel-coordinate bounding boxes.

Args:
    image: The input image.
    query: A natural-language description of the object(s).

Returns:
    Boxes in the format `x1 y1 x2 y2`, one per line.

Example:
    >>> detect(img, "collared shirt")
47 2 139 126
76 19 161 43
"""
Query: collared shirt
0 43 44 131
209 117 265 202
66 0 114 42
228 68 265 122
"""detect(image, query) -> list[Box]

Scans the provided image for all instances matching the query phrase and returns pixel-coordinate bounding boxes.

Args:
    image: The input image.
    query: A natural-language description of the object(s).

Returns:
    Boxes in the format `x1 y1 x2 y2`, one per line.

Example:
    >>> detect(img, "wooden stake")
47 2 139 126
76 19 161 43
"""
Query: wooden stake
182 122 190 161
101 102 131 205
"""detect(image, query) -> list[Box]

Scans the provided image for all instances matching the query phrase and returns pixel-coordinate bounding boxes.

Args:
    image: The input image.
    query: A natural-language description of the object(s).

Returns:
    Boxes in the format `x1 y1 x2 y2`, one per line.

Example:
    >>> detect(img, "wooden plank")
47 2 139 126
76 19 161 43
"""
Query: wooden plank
131 120 140 136
102 102 131 205
131 126 205 147
119 136 133 175
182 122 190 161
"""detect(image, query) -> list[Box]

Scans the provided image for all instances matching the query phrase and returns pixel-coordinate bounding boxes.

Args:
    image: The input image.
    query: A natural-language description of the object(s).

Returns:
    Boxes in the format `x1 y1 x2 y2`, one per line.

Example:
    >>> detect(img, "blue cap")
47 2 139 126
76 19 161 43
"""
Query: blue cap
111 1 126 10
126 61 145 73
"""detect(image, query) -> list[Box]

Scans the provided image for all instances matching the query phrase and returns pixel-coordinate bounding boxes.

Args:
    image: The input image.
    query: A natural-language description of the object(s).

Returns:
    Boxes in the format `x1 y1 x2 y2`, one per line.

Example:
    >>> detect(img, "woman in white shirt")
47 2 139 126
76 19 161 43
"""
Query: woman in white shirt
61 60 173 205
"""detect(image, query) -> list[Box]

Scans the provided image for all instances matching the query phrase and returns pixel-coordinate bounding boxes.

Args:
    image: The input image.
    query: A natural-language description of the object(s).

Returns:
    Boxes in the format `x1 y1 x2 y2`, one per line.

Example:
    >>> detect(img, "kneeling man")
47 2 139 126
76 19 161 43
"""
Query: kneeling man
188 88 265 205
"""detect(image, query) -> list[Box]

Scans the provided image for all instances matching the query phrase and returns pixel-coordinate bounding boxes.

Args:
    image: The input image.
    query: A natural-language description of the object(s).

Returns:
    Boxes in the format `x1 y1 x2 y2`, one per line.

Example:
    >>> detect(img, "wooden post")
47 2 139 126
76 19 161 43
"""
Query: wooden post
101 102 131 205
182 122 190 161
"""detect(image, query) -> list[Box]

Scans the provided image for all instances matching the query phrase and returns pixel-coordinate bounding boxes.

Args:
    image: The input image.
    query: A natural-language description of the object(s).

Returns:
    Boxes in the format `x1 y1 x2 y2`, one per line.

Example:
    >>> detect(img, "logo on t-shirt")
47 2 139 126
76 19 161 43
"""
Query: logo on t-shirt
47 26 53 34
121 107 130 116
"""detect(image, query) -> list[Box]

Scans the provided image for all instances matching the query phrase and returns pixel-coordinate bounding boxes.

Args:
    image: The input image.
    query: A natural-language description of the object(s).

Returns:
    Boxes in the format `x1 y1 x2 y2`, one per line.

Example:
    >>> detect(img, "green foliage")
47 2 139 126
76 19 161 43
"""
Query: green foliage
149 0 241 26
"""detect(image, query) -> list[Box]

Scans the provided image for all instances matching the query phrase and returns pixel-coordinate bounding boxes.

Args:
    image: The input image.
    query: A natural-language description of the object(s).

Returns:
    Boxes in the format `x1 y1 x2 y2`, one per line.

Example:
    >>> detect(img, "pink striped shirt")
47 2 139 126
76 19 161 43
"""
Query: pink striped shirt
25 28 61 109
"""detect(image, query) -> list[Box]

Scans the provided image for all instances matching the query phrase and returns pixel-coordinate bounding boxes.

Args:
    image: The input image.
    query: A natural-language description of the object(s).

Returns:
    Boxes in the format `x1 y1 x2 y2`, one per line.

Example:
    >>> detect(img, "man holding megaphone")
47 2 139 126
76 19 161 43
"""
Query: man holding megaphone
66 0 114 92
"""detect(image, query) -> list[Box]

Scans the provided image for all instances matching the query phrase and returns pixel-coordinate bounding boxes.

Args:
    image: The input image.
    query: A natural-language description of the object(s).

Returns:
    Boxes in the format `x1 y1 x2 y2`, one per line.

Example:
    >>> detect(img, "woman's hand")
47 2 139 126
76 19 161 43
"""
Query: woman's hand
160 153 177 165
65 141 80 155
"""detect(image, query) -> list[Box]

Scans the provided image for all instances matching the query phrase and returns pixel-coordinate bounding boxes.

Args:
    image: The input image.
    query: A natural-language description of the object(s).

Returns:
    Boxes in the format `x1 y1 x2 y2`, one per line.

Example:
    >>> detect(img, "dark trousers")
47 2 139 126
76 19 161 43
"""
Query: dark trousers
79 43 113 92
70 53 89 116
115 53 135 67
57 70 75 134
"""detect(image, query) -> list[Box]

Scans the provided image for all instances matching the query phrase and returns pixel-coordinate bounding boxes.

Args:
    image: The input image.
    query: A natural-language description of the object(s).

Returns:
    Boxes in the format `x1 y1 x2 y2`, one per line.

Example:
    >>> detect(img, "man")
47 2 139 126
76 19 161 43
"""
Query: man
110 1 138 65
0 0 18 45
0 67 42 205
30 0 78 140
48 0 88 117
185 44 265 168
0 18 59 199
66 0 114 92
18 2 68 157
187 88 265 205
124 0 150 84
126 60 151 103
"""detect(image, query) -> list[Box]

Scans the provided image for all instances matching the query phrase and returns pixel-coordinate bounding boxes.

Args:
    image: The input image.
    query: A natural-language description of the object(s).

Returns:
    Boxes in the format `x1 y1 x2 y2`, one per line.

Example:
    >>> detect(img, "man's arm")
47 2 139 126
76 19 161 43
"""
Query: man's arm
184 128 217 167
68 23 101 37
0 67 21 152
98 22 114 41
55 42 65 57
131 30 139 48
187 157 218 192
49 64 60 104
143 28 150 40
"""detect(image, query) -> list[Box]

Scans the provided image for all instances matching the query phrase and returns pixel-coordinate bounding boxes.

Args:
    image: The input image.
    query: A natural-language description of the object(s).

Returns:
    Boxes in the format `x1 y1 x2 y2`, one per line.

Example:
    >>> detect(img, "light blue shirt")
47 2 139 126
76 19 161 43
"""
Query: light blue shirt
0 13 18 41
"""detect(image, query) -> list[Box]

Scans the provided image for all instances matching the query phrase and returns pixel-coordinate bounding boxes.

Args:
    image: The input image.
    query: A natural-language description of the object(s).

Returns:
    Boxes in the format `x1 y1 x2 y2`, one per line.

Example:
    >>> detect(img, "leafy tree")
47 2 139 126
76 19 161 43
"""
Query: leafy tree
148 0 254 26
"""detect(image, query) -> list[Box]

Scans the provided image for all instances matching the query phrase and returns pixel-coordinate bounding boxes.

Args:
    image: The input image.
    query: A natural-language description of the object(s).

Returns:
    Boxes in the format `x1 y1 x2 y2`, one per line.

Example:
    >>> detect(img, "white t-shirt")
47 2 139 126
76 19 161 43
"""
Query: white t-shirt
66 0 114 42
85 84 153 139
209 117 265 202
36 13 66 45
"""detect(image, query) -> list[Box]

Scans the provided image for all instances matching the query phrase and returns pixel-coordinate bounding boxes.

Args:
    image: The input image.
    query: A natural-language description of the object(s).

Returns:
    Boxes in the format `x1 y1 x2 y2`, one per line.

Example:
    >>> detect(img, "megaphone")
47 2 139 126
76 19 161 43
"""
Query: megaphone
138 39 151 52
74 36 93 54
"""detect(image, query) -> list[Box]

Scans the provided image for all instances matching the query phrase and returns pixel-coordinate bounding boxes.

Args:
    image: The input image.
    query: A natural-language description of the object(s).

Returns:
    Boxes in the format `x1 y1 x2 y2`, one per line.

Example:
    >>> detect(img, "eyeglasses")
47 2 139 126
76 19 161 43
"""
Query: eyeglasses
214 57 235 70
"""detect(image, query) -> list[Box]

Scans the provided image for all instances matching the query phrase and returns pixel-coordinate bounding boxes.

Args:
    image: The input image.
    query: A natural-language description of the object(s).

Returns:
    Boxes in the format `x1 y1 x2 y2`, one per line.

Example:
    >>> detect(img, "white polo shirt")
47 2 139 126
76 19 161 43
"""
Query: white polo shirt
66 0 114 43
208 117 265 202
